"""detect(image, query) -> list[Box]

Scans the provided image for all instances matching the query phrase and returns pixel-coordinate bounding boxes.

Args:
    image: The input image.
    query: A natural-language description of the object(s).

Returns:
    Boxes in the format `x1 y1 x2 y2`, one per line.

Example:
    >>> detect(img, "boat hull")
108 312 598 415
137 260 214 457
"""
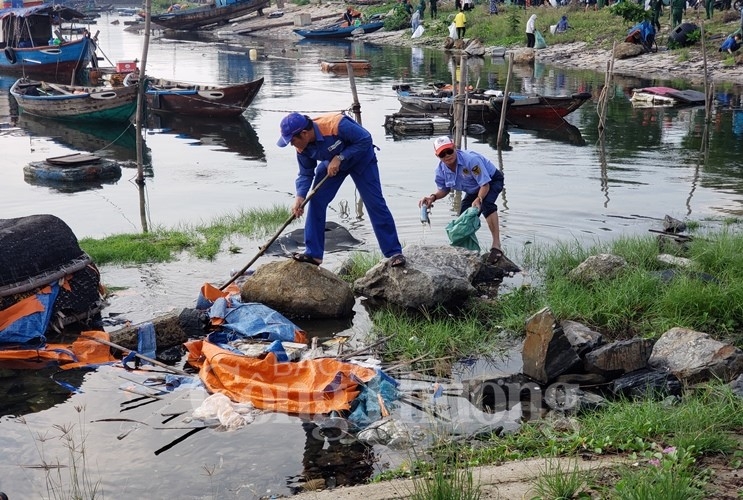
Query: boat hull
145 77 264 118
294 21 384 39
0 37 95 81
10 79 138 123
150 0 270 30
397 91 592 125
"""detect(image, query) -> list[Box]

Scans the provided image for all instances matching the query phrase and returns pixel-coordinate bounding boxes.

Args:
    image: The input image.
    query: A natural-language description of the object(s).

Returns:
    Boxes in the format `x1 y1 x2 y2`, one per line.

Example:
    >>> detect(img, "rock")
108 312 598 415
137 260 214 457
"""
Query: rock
522 307 582 384
568 253 628 284
613 42 644 59
584 338 654 377
510 48 535 64
561 320 604 356
648 327 743 384
109 312 188 351
464 38 486 57
612 368 682 399
662 215 687 233
353 245 481 309
240 260 354 319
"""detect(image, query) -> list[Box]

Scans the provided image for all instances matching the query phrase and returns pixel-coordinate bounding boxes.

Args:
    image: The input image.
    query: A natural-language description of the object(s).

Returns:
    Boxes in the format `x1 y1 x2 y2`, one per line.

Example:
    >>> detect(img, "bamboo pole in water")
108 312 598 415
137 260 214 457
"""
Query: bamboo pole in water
496 53 513 149
598 42 615 133
346 60 362 126
454 55 467 149
136 0 152 186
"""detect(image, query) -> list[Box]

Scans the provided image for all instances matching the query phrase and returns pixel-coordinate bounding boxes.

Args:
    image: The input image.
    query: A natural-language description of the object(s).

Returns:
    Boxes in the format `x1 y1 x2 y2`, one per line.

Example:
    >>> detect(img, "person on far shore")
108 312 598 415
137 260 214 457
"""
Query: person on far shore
411 8 421 33
719 33 742 54
650 0 663 31
584 0 597 12
454 8 467 39
417 0 426 18
526 14 536 48
705 0 714 20
489 0 498 15
671 0 685 28
430 0 437 18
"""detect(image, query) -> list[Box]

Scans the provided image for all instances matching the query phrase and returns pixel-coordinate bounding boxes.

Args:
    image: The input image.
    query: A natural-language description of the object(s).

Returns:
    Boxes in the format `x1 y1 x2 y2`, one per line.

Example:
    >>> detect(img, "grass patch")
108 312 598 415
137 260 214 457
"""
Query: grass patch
80 206 290 264
532 459 590 500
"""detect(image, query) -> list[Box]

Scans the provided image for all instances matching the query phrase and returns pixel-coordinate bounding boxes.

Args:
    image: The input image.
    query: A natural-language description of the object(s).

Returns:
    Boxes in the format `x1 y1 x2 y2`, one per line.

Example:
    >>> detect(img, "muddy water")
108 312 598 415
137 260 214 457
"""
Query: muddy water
2 13 743 499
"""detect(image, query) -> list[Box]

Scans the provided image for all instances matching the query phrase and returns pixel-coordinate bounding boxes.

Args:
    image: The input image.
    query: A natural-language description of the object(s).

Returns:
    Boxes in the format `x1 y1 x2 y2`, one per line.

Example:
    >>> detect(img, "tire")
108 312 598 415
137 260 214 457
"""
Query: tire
4 46 16 64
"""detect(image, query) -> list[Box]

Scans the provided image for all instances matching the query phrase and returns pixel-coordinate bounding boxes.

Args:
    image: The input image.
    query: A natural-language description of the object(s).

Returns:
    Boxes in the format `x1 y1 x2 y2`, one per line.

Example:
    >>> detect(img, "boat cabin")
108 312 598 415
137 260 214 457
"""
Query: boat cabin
0 4 87 49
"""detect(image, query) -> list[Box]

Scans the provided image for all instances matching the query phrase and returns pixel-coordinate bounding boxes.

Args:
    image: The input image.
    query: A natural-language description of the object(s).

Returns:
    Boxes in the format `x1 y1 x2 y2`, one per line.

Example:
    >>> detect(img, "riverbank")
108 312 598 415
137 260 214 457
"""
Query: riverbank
225 1 743 86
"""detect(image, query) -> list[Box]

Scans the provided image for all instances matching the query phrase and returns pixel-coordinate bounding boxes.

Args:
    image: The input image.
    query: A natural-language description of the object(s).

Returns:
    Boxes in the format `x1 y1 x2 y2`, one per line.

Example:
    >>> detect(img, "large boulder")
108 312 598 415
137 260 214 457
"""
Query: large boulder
240 260 354 319
568 253 628 284
522 307 582 384
649 327 743 384
353 245 481 309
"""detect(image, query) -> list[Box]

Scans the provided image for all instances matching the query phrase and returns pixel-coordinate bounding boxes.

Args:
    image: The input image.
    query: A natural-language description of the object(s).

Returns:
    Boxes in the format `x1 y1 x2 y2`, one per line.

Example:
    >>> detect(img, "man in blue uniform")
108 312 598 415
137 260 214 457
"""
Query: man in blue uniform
277 112 405 267
418 136 520 274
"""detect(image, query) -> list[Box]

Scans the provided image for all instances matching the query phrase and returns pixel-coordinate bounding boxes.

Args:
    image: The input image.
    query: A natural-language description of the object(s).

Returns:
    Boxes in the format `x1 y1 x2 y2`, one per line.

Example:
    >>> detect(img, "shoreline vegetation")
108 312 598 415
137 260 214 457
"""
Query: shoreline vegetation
84 205 743 497
214 0 743 85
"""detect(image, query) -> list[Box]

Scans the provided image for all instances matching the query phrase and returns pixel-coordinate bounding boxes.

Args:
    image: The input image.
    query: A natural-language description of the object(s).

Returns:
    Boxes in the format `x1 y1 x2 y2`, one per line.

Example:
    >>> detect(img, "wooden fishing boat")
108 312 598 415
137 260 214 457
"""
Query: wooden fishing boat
0 4 97 81
630 86 706 108
10 78 138 123
320 59 371 73
395 86 592 125
294 20 384 39
24 153 122 183
384 112 452 136
143 76 264 118
149 0 270 30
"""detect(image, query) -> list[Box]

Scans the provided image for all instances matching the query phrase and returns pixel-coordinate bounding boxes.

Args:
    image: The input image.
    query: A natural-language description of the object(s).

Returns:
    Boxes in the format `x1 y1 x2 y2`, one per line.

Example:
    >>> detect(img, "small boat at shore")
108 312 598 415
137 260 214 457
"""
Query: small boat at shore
320 59 371 73
142 76 265 118
10 78 138 123
630 86 706 108
294 19 384 39
149 0 270 30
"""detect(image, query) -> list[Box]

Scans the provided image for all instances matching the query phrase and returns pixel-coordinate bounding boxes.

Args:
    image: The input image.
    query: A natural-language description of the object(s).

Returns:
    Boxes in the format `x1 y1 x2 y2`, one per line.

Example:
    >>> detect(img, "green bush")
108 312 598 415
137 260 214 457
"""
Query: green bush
608 1 649 23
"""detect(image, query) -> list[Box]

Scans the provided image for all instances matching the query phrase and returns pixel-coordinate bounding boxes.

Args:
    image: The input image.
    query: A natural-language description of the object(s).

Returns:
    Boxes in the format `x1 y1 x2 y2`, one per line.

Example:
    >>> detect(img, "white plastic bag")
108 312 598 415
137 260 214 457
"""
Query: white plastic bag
549 24 557 35
448 22 457 39
412 24 424 38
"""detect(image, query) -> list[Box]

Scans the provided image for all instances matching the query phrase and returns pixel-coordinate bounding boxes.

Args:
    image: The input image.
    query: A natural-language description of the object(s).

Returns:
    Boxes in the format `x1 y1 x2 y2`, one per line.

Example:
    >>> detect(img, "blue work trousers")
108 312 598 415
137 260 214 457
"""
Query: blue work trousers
305 160 402 260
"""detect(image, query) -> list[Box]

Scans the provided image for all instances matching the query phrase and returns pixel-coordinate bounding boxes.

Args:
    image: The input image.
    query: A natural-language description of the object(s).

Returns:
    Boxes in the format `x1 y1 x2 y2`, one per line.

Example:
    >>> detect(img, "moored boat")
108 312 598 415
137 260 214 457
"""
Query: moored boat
0 4 97 82
149 0 270 30
320 59 371 73
395 85 592 125
630 86 706 108
10 78 138 122
143 76 264 118
294 19 384 39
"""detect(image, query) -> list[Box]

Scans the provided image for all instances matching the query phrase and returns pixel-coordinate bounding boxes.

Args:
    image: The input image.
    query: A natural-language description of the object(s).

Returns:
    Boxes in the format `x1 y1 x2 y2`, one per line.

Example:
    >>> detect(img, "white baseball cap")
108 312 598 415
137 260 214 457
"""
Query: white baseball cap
433 136 454 156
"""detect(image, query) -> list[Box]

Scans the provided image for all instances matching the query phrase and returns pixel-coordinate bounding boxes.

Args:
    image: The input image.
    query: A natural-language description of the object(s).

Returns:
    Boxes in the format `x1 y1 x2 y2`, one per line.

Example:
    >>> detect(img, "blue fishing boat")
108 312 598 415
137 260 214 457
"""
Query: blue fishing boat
293 20 384 39
0 4 96 81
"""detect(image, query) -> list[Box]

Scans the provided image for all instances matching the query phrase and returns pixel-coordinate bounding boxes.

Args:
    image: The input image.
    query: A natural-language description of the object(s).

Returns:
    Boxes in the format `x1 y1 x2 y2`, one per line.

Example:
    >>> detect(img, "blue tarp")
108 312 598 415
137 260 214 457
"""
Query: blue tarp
206 298 302 347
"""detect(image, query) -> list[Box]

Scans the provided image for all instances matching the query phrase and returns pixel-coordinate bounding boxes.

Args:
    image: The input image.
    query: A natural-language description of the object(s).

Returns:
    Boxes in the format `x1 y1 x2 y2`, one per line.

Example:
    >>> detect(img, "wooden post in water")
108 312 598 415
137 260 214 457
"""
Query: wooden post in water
135 0 153 233
598 42 615 133
496 53 513 150
346 60 362 126
453 55 467 149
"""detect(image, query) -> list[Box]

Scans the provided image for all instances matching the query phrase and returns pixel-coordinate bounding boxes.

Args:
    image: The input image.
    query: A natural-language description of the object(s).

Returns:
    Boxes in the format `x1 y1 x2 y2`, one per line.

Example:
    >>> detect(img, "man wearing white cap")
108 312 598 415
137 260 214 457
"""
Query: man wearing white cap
418 136 519 274
277 111 405 267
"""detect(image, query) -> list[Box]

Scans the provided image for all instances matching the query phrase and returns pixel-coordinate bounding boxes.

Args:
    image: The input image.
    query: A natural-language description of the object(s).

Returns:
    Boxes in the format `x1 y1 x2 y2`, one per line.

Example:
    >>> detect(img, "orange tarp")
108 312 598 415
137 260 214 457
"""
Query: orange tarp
0 286 49 331
185 339 377 415
0 330 116 369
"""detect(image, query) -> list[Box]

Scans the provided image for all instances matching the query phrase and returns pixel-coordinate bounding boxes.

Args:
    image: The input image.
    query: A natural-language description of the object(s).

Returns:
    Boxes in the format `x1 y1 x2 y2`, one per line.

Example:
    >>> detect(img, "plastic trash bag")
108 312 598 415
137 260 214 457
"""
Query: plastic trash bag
535 30 547 49
449 22 457 39
412 24 424 38
445 206 481 251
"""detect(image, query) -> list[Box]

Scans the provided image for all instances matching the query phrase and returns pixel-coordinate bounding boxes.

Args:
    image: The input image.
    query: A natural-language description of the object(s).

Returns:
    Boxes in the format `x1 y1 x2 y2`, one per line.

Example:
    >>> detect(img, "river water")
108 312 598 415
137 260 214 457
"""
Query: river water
1 13 743 499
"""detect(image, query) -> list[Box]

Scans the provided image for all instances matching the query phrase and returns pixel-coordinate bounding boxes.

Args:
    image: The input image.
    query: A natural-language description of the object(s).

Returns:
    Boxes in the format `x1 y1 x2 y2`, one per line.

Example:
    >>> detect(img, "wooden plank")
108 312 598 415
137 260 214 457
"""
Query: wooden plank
45 153 101 166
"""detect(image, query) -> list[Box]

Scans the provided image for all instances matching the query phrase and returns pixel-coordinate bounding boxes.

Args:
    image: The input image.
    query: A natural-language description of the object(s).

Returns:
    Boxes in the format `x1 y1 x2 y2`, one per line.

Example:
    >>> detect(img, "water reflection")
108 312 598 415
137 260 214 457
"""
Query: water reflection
18 114 141 162
147 113 266 161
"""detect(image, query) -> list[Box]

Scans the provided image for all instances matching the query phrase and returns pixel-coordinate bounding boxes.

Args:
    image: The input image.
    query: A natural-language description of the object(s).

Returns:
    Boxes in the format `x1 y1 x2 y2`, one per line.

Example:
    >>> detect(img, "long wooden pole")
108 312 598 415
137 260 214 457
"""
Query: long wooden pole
346 60 362 126
136 0 153 188
496 53 513 149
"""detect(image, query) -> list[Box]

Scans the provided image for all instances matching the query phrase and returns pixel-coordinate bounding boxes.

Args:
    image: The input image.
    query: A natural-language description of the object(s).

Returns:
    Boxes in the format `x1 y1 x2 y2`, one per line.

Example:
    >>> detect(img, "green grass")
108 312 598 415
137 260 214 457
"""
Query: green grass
531 459 590 500
80 205 290 264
